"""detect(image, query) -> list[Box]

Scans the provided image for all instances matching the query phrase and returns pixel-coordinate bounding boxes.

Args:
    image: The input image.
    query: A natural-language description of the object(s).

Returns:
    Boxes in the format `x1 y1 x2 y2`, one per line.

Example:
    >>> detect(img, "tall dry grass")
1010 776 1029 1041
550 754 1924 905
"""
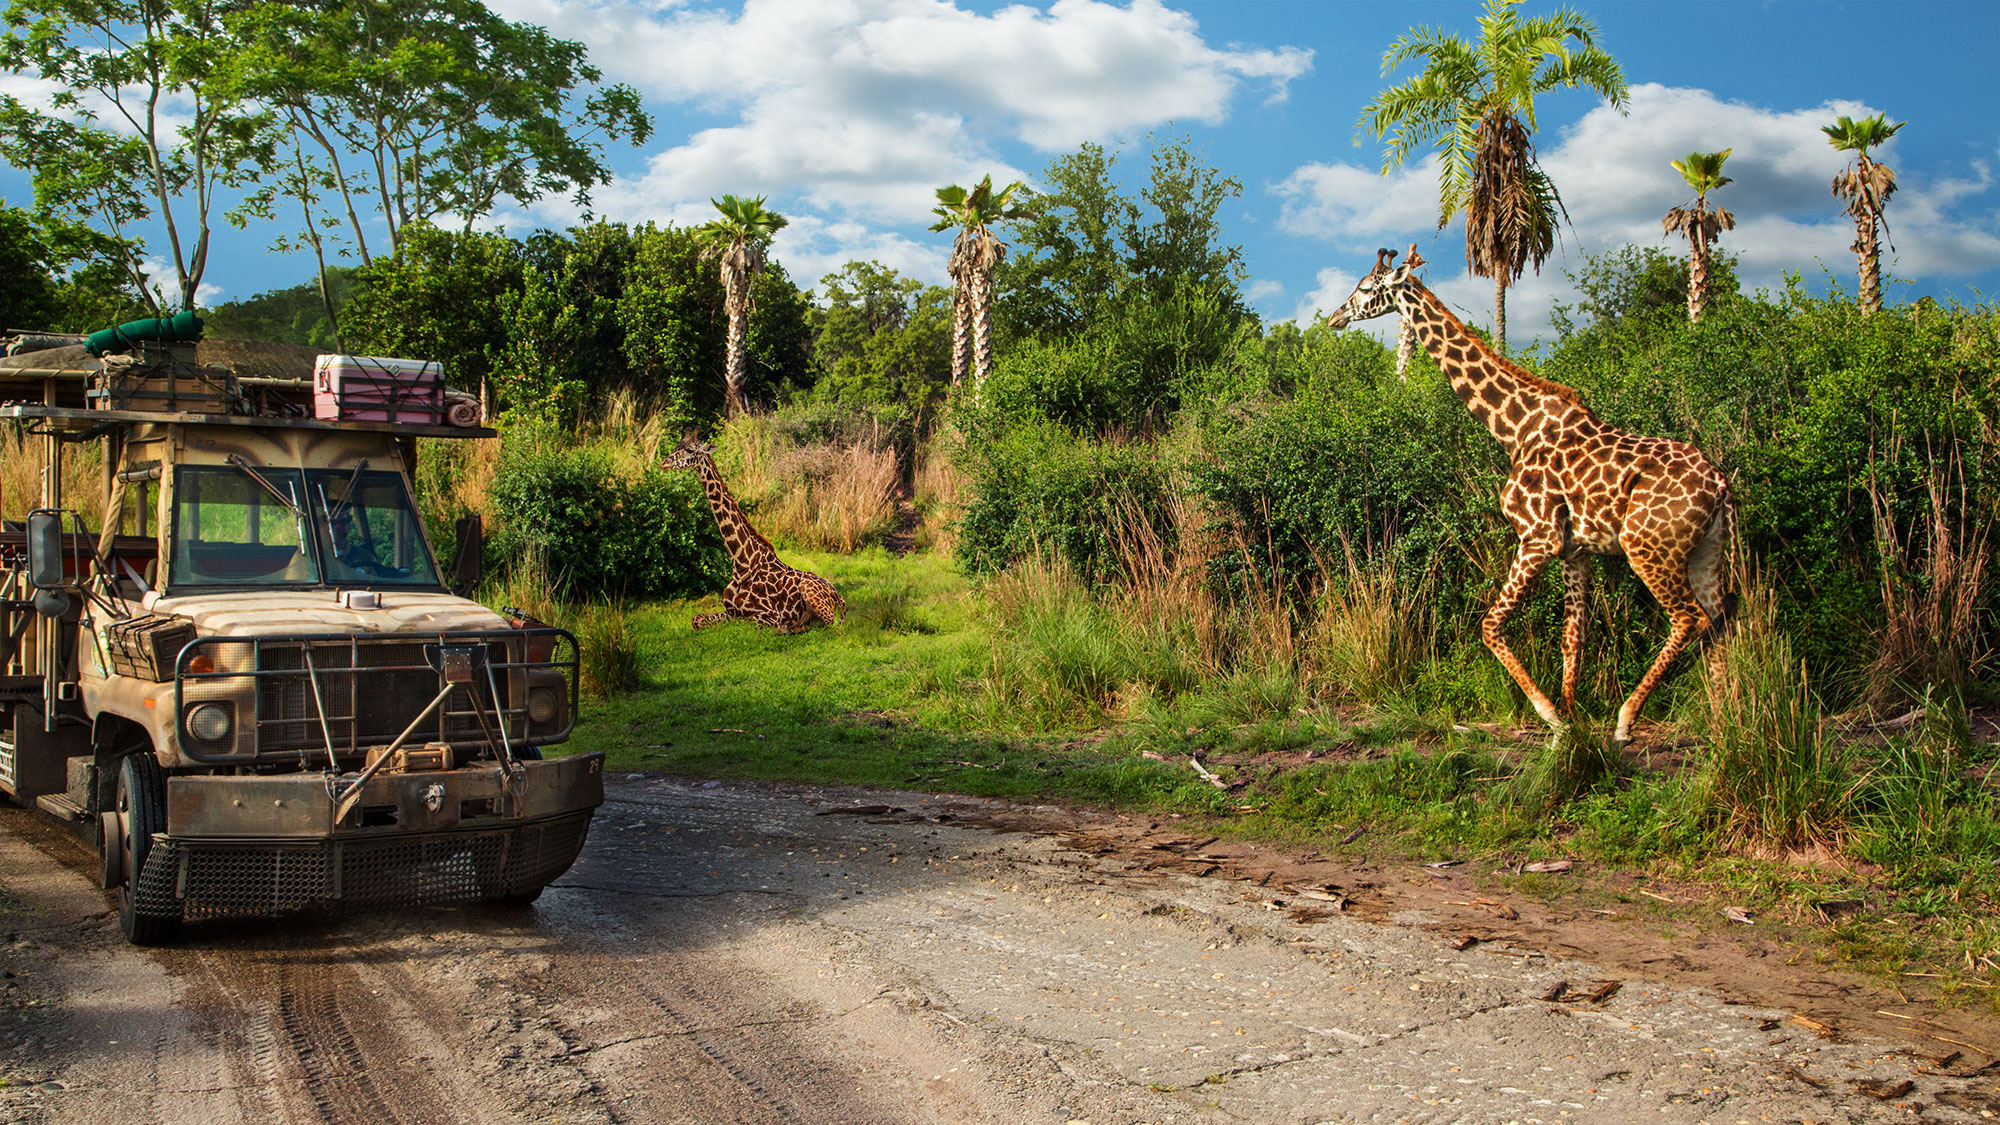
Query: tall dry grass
1866 460 1991 710
591 386 674 473
720 415 897 552
911 436 968 554
1312 532 1439 707
0 425 106 527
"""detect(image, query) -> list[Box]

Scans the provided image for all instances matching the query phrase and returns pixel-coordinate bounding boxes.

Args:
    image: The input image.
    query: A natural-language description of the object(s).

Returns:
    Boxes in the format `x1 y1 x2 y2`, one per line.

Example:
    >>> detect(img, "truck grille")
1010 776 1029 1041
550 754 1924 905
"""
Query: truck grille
253 641 507 751
176 629 575 763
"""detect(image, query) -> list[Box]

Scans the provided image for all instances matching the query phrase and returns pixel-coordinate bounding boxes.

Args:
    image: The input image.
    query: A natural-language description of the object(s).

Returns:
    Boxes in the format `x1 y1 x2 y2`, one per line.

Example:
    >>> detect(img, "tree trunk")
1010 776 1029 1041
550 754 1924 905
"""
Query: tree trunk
949 288 972 386
970 267 996 382
723 300 749 417
1493 275 1508 354
1855 213 1882 314
1687 227 1708 323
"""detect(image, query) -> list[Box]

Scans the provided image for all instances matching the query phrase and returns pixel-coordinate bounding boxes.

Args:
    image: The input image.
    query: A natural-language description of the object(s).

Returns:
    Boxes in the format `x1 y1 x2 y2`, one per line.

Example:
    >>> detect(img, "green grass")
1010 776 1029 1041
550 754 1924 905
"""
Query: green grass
552 544 2000 1007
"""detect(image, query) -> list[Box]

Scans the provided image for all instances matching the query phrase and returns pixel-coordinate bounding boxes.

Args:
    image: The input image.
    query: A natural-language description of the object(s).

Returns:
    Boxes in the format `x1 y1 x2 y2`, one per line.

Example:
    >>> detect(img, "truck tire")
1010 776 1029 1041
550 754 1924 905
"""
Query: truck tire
483 886 545 908
113 754 179 945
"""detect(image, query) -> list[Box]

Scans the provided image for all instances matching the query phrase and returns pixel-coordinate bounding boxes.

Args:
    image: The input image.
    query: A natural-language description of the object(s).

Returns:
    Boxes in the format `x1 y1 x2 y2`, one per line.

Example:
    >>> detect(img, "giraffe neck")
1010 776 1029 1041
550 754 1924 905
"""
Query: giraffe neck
1399 283 1598 457
695 455 777 568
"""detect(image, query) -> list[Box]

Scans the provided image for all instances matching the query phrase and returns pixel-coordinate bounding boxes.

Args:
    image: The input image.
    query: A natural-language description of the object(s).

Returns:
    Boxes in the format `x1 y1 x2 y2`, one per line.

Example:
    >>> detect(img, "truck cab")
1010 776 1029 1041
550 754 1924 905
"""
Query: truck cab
0 333 603 943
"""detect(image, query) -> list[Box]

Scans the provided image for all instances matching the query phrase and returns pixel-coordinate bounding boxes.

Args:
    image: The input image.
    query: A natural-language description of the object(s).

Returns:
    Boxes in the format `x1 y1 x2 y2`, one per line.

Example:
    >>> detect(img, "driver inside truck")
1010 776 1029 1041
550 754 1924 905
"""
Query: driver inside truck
326 506 406 580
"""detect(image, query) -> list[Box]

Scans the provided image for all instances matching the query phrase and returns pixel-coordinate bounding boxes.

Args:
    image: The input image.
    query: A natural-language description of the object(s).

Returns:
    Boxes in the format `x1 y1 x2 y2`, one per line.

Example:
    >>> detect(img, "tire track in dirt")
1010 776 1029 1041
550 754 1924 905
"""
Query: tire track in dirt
535 943 875 1125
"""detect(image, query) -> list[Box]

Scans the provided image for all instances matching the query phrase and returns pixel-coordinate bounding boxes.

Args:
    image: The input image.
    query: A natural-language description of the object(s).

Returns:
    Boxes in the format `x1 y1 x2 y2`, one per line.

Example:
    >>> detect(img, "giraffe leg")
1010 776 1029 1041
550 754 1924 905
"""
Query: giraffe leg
1483 538 1564 731
1560 552 1591 717
1617 548 1712 747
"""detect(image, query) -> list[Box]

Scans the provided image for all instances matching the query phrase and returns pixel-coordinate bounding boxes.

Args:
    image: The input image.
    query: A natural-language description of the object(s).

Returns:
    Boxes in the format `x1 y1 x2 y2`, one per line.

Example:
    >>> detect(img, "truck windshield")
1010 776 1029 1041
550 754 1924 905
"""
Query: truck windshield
169 466 318 587
307 469 442 587
168 466 442 589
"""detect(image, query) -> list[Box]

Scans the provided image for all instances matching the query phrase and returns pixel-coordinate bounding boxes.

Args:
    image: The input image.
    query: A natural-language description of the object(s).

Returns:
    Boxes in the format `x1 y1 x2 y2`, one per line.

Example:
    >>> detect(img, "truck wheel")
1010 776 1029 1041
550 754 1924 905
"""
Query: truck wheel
483 886 545 908
113 754 178 945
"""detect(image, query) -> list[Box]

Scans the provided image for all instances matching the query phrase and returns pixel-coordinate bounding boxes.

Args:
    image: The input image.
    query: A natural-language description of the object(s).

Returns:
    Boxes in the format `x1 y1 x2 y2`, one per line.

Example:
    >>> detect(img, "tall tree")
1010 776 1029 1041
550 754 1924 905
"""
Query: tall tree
224 0 649 335
996 143 1126 344
1361 0 1626 351
0 205 60 328
930 174 1029 386
814 260 952 410
1823 112 1903 315
0 0 275 312
694 194 787 417
1661 148 1736 322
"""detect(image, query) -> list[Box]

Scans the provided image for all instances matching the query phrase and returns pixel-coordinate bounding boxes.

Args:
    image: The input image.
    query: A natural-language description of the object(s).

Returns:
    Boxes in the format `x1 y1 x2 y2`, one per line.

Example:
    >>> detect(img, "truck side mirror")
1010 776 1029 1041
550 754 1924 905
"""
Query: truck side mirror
450 514 483 595
26 509 69 590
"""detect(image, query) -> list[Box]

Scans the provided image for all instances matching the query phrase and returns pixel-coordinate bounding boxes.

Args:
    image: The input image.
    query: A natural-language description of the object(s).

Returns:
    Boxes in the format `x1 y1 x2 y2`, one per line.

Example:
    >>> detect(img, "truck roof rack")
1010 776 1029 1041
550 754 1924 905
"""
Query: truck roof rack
0 336 493 438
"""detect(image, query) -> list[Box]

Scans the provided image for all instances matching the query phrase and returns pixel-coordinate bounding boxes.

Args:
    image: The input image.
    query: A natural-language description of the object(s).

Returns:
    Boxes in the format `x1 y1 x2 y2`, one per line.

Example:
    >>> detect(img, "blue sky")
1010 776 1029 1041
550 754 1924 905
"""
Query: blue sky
9 0 1999 346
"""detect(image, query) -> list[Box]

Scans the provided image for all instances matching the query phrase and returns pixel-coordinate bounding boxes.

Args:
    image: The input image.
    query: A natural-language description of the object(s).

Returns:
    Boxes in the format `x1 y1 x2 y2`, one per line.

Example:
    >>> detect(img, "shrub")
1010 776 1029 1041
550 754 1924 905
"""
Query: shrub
489 429 727 600
953 416 1182 580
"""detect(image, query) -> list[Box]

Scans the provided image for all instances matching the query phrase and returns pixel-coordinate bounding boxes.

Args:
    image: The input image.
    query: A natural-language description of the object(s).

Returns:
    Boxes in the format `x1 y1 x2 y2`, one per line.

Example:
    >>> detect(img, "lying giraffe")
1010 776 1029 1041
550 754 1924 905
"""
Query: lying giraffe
1324 246 1736 747
662 434 846 634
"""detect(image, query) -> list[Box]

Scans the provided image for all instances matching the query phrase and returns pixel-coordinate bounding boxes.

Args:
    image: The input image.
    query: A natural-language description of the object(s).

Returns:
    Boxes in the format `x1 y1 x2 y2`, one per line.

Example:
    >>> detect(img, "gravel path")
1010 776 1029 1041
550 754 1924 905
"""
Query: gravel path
2 775 1997 1123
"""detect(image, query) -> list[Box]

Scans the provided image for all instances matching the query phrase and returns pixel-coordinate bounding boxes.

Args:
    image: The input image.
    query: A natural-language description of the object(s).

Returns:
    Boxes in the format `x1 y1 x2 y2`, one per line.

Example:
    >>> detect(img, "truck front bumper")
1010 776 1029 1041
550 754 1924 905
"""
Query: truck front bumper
133 752 603 920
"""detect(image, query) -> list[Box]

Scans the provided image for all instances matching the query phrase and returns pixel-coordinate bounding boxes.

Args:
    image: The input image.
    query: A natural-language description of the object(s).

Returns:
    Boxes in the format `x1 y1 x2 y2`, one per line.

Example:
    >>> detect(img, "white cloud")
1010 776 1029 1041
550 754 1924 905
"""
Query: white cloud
1270 83 2000 340
1275 155 1441 245
773 215 947 293
494 0 1310 238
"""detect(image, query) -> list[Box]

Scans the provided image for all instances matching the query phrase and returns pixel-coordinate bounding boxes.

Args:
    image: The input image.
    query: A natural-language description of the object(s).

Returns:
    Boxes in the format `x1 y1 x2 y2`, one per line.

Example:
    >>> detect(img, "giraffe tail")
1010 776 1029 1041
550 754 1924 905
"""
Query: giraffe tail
1690 492 1739 650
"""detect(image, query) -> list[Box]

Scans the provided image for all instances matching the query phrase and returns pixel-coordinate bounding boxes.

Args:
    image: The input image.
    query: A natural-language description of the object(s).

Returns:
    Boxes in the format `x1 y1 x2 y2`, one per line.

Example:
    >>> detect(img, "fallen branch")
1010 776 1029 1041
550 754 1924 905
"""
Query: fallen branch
1189 755 1228 790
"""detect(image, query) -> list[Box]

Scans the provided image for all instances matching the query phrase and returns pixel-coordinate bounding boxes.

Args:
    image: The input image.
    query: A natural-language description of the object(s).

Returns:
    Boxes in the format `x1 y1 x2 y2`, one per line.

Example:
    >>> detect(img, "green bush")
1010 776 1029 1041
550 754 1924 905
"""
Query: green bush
489 432 727 599
952 415 1181 580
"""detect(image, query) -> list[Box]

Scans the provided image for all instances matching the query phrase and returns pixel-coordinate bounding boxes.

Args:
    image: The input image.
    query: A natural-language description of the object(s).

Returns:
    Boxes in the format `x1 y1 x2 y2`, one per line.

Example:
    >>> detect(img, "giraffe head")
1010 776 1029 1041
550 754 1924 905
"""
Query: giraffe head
1323 245 1427 330
662 431 714 471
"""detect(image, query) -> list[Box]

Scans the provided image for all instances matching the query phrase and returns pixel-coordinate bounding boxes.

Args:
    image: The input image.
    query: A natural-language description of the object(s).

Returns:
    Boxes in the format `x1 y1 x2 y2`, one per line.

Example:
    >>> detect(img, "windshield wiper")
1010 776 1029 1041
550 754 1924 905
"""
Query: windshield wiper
224 454 306 519
326 460 370 523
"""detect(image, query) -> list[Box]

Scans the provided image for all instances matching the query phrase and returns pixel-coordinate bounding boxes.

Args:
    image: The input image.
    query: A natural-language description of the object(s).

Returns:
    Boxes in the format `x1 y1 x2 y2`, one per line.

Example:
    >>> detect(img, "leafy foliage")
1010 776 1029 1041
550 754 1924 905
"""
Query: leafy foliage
1360 0 1627 348
0 0 276 310
488 428 727 600
341 222 525 399
224 0 651 262
200 268 354 349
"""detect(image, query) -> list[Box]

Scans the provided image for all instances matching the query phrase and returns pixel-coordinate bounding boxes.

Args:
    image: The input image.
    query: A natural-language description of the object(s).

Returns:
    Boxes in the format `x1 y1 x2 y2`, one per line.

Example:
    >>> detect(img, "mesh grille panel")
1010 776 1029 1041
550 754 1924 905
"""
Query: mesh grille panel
128 814 594 921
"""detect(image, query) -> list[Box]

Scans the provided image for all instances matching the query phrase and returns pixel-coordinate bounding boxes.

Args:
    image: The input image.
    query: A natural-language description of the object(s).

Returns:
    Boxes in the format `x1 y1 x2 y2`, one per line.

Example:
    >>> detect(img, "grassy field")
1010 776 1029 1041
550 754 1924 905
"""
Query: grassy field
557 545 2000 1008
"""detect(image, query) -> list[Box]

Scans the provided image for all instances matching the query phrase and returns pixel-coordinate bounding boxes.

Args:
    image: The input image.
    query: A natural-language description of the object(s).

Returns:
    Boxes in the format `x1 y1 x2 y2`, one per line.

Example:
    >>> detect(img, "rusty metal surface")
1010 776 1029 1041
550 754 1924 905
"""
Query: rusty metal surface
165 751 604 838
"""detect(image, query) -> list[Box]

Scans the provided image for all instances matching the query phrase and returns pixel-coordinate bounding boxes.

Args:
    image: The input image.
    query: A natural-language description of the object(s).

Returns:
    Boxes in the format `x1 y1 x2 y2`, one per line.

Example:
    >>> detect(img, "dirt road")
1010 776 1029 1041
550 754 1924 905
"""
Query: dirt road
3 775 1998 1124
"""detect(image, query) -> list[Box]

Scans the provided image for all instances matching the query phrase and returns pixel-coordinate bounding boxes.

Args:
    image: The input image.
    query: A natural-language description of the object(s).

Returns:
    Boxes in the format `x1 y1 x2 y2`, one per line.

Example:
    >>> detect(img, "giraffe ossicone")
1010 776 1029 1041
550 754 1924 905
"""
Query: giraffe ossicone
1325 245 1736 747
662 433 847 634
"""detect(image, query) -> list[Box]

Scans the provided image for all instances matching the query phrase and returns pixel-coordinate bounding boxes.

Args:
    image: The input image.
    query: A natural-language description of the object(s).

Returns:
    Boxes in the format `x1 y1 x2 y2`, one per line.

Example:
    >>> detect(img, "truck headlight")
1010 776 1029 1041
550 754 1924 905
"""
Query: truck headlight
527 686 561 724
184 701 234 743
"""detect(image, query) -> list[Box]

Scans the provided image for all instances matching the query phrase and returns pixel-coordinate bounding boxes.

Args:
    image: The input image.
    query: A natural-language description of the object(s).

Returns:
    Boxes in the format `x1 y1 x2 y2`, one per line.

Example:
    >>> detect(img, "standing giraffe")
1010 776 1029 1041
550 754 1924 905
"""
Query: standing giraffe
662 435 846 633
1324 246 1735 746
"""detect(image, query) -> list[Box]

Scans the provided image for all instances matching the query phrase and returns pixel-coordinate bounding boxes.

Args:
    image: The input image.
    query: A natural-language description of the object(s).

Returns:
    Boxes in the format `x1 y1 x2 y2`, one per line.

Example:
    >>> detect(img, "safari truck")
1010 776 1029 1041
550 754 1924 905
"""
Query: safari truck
0 323 602 944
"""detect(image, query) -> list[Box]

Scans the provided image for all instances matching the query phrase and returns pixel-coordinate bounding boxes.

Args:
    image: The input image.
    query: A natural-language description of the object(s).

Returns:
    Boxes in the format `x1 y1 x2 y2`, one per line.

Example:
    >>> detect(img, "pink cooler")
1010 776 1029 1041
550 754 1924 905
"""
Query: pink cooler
313 354 446 424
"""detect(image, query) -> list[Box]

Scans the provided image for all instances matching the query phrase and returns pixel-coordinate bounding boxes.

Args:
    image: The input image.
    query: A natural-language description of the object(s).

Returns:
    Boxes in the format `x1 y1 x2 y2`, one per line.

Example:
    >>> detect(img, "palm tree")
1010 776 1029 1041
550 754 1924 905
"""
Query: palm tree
1361 0 1626 352
695 194 788 416
1824 113 1904 314
929 175 1030 386
1662 148 1736 322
